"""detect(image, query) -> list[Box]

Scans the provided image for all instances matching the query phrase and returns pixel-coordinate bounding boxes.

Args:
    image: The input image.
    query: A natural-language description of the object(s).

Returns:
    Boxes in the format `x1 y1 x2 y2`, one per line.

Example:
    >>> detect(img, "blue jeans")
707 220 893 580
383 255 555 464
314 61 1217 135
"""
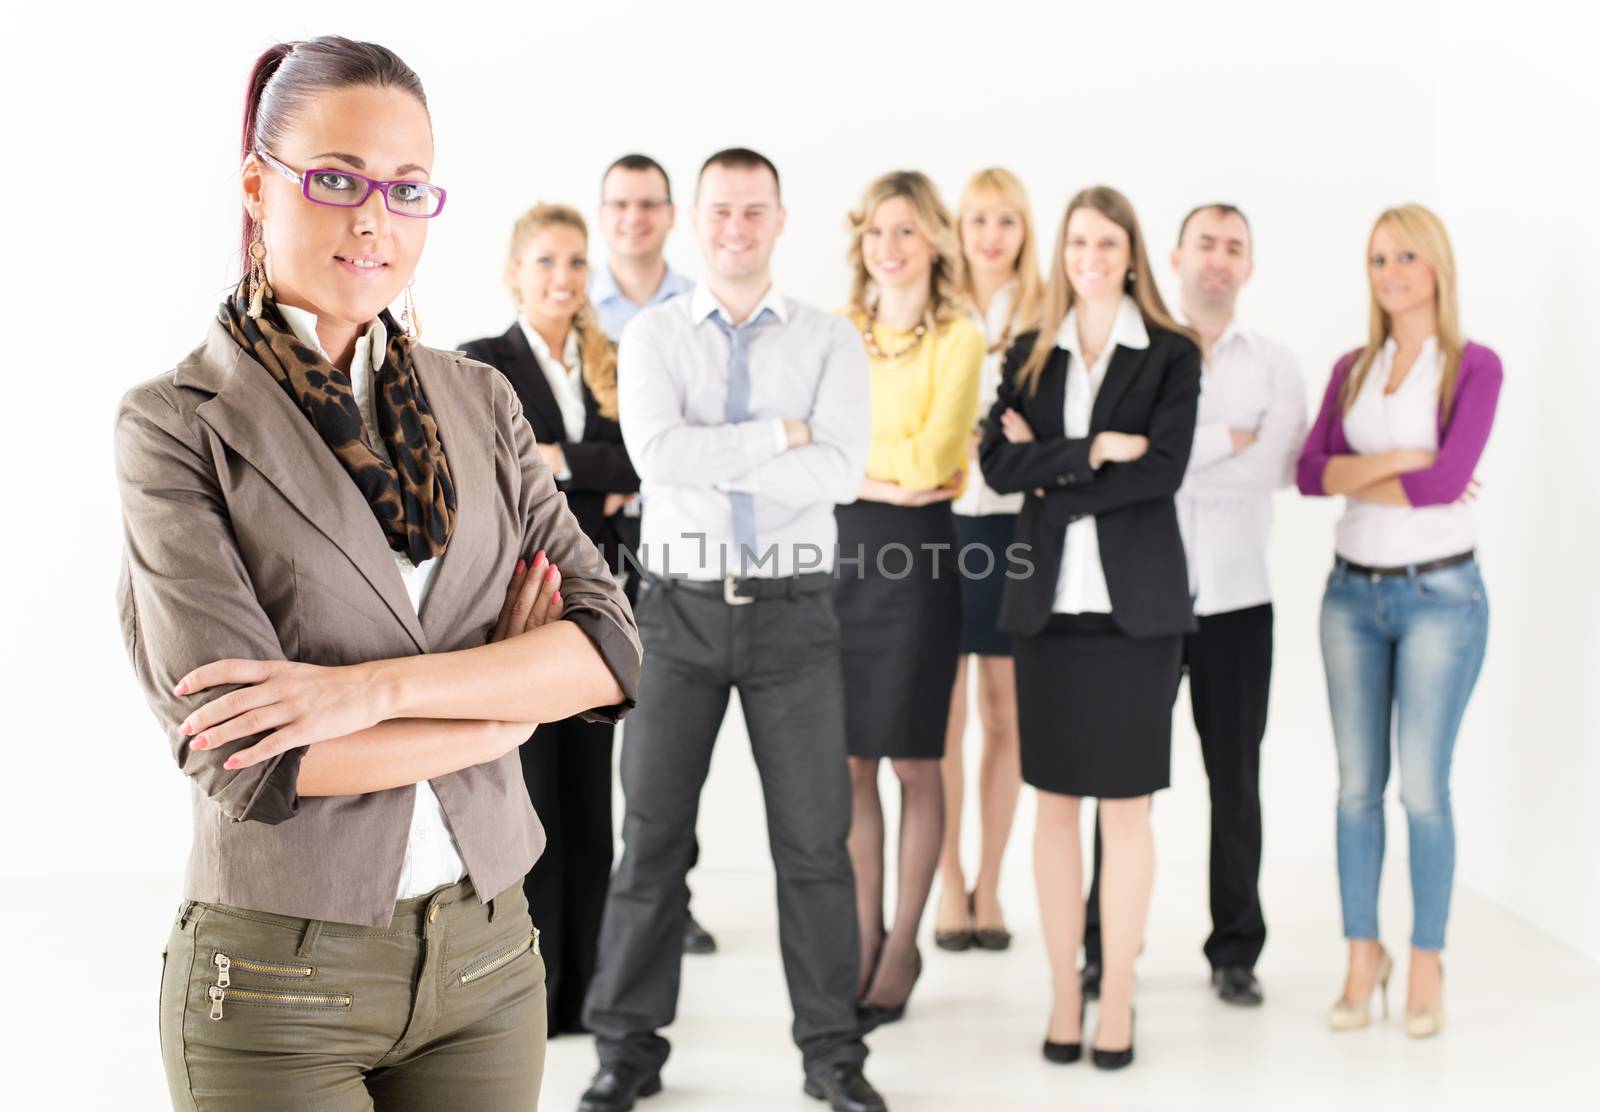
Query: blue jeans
1320 557 1488 951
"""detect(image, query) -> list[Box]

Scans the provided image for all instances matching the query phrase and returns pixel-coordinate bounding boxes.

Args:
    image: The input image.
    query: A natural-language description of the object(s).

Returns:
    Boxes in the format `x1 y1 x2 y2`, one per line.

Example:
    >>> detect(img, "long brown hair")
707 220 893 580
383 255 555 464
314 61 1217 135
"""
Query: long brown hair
846 171 966 329
957 167 1044 336
1342 204 1465 423
1017 186 1194 395
505 204 619 420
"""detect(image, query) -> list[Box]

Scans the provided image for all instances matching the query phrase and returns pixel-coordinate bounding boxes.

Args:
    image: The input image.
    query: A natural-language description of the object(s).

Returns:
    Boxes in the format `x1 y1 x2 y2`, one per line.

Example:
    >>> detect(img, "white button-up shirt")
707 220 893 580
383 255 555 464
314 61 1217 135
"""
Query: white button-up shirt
618 283 870 579
1337 336 1474 566
518 319 587 443
1174 319 1306 615
279 304 466 901
953 281 1026 517
1052 296 1148 614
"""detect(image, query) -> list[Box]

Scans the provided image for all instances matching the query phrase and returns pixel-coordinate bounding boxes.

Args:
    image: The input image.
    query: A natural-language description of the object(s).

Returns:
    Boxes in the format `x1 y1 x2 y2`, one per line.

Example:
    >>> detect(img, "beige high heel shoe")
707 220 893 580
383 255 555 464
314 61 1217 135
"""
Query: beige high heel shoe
1405 964 1445 1038
1328 946 1392 1031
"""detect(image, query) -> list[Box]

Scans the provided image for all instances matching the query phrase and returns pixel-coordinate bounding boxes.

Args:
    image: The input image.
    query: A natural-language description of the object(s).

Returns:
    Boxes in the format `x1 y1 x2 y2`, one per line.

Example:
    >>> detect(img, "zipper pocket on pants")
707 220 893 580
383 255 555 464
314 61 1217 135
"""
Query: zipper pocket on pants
460 930 537 985
208 951 349 1021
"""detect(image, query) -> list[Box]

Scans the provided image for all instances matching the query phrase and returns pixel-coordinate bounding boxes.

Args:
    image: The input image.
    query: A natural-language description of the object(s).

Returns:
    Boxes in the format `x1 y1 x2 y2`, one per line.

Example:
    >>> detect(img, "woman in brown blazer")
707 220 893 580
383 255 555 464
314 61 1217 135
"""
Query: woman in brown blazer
114 38 639 1111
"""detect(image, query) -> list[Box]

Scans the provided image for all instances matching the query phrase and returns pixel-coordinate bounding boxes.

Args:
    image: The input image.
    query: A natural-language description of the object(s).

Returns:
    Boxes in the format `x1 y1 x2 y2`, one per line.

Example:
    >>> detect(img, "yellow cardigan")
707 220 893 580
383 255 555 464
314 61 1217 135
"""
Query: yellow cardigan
845 311 984 493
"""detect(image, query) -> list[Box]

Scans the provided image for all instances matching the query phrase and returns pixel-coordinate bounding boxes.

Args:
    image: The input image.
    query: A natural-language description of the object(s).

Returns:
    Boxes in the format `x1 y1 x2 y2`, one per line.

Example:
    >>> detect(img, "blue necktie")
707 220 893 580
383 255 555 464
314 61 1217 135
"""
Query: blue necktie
709 308 775 573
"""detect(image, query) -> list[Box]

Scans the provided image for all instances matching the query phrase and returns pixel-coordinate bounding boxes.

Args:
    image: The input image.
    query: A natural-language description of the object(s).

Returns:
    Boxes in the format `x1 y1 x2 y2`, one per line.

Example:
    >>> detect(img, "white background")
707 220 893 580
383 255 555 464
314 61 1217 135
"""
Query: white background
1 0 1597 1093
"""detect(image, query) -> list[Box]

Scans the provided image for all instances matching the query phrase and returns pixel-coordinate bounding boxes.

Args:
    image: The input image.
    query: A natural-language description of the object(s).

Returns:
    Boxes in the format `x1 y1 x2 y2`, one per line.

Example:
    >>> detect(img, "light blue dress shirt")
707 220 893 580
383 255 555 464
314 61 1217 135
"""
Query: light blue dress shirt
590 262 695 341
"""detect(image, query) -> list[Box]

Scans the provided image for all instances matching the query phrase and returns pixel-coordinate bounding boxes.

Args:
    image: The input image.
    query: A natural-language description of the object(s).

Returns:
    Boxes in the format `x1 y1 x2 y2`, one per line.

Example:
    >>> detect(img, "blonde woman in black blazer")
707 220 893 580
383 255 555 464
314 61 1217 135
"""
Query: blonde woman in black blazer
460 203 640 1037
979 186 1200 1071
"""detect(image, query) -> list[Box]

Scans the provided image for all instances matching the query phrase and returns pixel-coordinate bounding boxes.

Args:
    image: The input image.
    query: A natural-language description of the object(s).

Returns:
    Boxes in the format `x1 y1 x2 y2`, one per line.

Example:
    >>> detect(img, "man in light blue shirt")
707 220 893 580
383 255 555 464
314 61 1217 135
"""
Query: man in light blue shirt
591 153 694 341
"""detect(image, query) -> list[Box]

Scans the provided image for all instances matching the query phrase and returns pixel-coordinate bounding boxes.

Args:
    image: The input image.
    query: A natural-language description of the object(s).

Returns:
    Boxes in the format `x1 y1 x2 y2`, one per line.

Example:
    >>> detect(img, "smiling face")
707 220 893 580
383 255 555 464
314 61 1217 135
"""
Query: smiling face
507 222 587 332
960 195 1026 284
242 84 434 329
862 194 936 294
1172 207 1252 314
599 166 675 263
1063 205 1131 307
692 163 785 284
1368 221 1437 320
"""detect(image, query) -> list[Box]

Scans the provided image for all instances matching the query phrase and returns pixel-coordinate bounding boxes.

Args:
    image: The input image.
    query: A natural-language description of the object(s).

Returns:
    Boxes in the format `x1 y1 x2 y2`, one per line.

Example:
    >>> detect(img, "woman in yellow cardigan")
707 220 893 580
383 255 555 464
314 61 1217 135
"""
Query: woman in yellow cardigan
836 171 983 1030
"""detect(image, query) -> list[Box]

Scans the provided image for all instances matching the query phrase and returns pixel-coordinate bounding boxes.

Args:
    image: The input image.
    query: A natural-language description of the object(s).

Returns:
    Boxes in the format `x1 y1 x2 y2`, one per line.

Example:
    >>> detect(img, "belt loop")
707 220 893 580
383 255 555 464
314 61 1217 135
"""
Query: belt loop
296 919 324 958
177 900 197 931
487 895 498 923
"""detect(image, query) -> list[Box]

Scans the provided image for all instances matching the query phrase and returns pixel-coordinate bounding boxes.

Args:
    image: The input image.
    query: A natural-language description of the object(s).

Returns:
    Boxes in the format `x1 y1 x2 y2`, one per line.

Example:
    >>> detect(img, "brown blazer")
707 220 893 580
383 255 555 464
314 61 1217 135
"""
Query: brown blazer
115 320 641 927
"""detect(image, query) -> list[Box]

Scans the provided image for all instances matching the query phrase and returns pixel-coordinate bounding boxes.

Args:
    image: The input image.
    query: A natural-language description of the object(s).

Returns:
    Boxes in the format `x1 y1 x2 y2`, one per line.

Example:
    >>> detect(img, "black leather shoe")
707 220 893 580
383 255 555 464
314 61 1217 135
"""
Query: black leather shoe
856 949 922 1033
577 1065 662 1112
1080 960 1102 1001
1091 1007 1136 1071
683 911 718 955
803 1063 888 1112
1042 997 1086 1064
1212 966 1264 1006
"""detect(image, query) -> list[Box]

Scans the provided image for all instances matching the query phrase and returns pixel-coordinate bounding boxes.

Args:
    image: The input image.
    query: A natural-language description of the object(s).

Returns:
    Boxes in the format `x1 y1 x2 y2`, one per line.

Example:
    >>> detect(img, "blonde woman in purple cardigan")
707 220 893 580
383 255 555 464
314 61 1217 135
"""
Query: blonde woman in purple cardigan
1297 203 1501 1040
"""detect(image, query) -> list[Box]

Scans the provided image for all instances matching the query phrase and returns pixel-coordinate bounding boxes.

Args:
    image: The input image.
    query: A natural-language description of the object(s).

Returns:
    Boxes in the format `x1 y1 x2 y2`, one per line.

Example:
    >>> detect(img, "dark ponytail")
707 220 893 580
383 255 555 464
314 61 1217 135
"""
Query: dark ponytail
238 36 429 270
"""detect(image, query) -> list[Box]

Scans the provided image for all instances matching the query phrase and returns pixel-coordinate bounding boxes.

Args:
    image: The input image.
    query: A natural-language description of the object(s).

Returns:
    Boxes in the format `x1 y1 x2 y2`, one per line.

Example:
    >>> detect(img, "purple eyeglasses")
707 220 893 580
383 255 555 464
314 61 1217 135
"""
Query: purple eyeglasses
255 149 448 218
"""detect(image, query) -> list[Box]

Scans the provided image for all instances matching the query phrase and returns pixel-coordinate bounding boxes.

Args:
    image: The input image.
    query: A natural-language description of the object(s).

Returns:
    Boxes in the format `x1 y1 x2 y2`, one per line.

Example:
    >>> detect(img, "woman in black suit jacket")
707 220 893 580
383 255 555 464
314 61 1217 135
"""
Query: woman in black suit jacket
979 186 1200 1071
460 203 639 1036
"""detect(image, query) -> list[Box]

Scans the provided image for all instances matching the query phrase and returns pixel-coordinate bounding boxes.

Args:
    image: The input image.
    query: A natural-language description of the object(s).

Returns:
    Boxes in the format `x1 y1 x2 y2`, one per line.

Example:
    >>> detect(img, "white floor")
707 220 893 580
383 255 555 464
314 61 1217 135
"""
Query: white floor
34 863 1598 1111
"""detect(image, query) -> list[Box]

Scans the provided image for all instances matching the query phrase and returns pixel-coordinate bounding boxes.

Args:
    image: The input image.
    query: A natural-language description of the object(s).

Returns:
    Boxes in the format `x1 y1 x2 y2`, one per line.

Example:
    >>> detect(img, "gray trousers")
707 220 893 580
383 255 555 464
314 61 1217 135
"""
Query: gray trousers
583 574 866 1075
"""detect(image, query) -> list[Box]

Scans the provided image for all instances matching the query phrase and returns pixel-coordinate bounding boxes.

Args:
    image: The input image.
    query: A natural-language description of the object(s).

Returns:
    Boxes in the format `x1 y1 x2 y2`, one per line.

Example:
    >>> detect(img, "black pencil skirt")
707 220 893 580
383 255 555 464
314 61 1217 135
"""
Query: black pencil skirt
954 512 1018 658
1014 612 1183 798
834 500 963 760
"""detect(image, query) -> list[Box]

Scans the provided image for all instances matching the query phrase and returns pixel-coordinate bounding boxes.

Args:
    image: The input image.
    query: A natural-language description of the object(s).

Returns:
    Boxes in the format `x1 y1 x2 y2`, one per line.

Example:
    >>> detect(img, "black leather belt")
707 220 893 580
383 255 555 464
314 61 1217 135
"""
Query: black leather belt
652 572 834 606
1335 549 1475 579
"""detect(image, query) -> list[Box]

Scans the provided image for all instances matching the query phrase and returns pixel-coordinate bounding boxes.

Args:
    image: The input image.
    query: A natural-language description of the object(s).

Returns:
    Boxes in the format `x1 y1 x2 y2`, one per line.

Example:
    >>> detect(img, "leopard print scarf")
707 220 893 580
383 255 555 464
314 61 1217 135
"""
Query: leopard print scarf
219 281 457 564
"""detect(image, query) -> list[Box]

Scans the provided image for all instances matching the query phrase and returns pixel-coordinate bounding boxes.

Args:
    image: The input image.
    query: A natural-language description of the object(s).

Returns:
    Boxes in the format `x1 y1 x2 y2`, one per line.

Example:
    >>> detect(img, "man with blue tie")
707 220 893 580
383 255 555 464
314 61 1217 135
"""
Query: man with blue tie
579 149 886 1112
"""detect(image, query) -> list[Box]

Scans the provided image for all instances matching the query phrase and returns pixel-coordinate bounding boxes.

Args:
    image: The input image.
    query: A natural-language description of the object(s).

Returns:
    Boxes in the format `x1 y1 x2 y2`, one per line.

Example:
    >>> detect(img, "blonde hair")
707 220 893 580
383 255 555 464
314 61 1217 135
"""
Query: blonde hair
846 171 966 329
1342 203 1464 423
1017 185 1194 395
505 203 619 420
957 167 1044 335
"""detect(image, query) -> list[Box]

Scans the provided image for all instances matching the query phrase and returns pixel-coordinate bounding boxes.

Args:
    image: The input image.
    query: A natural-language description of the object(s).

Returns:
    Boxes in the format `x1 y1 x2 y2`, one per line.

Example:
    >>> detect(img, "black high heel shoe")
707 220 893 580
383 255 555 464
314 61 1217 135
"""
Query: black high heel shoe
856 948 923 1033
1091 1006 1136 1071
972 891 1012 952
1042 997 1086 1064
933 893 974 952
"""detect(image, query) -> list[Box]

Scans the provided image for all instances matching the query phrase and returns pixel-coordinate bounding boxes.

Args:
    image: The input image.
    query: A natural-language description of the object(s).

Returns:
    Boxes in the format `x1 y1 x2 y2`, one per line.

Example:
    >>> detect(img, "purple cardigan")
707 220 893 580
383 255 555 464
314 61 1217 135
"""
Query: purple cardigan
1296 341 1503 505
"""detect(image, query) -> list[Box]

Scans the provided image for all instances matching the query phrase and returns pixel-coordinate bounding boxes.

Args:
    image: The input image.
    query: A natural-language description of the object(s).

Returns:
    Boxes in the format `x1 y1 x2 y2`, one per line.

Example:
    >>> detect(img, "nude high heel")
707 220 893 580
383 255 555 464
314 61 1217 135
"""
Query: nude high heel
1405 964 1445 1039
1328 946 1392 1031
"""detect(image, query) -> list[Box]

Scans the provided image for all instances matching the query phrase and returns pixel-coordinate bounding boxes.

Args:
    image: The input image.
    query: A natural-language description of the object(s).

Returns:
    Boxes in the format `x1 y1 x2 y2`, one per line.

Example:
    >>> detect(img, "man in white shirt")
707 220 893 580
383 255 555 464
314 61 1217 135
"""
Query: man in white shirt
591 154 694 341
580 149 886 1112
590 153 713 957
1082 205 1305 1007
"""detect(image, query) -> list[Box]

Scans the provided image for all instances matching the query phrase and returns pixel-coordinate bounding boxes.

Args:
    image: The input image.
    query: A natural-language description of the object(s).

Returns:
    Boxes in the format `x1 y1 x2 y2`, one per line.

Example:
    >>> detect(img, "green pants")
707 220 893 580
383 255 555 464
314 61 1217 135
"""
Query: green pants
159 879 546 1110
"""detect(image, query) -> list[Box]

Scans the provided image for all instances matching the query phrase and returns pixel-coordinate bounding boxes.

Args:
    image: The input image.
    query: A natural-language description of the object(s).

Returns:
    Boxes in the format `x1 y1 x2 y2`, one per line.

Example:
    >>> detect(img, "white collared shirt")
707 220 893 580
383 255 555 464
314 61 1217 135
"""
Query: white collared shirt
618 282 871 579
1052 296 1149 614
952 281 1027 517
1174 318 1306 615
1336 336 1474 566
278 304 466 901
517 319 587 444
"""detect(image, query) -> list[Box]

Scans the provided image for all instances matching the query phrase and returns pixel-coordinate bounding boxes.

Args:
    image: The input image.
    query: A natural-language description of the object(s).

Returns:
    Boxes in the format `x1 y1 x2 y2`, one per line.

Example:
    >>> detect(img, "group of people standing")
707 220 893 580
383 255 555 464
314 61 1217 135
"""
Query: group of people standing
118 37 1501 1112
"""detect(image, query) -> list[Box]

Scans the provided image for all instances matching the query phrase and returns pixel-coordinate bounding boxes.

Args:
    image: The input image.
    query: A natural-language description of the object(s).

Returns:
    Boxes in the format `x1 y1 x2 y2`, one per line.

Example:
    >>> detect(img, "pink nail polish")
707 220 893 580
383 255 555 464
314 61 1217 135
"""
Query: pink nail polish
551 591 561 606
173 681 189 695
192 736 207 750
224 758 241 770
546 565 559 581
515 559 526 576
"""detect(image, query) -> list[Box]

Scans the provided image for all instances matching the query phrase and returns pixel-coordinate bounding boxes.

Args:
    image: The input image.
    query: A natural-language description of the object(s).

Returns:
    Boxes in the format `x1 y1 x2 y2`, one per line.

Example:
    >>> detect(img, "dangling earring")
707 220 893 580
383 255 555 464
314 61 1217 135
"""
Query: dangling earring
247 224 271 318
400 281 421 340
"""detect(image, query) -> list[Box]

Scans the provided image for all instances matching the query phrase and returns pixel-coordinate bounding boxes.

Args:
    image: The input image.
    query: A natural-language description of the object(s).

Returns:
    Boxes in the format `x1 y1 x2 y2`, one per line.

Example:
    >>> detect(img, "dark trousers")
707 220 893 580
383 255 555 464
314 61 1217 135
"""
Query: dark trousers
583 576 867 1074
518 714 615 1034
1085 603 1272 971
